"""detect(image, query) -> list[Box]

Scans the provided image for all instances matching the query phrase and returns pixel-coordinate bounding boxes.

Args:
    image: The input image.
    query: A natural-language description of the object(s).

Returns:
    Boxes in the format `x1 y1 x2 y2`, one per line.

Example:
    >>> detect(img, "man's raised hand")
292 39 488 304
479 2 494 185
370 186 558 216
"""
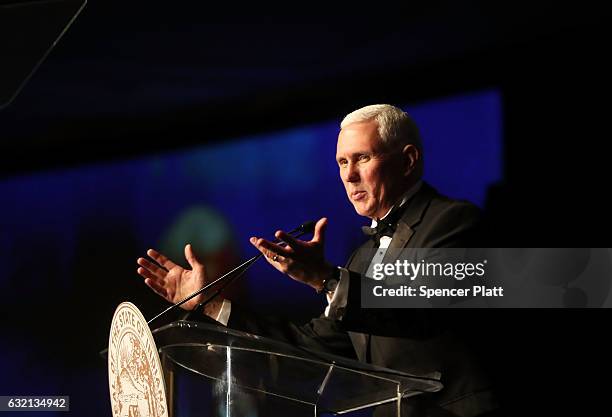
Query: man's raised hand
249 217 335 292
137 244 208 311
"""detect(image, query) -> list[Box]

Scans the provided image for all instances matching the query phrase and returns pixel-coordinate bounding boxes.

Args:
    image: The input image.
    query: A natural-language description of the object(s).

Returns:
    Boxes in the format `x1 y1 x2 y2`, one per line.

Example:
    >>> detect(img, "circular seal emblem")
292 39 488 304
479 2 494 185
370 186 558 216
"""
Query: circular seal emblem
108 302 168 417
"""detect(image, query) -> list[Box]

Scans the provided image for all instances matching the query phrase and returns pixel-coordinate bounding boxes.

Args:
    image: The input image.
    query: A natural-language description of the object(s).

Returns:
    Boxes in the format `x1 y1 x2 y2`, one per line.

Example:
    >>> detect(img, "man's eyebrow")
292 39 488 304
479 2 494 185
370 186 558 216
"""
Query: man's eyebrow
336 152 364 160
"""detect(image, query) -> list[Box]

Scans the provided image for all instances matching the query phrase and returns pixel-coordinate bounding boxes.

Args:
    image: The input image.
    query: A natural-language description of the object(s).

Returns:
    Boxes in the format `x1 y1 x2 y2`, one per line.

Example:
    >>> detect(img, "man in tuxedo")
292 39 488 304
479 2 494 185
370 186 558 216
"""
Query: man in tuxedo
137 104 497 416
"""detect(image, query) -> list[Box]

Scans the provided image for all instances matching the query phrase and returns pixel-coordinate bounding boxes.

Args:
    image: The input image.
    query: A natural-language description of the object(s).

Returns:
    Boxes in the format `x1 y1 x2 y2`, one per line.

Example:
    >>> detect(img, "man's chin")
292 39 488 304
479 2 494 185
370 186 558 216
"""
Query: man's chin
352 203 374 218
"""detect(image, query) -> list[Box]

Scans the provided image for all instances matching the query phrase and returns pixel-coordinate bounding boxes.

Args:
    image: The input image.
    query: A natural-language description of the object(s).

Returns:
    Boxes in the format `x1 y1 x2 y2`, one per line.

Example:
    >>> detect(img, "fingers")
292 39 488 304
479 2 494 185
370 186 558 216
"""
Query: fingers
137 249 173 299
269 253 286 264
249 237 292 259
184 244 203 270
147 248 177 270
312 217 328 243
137 257 168 280
137 264 164 284
137 265 168 297
250 219 328 270
143 277 168 298
275 230 301 249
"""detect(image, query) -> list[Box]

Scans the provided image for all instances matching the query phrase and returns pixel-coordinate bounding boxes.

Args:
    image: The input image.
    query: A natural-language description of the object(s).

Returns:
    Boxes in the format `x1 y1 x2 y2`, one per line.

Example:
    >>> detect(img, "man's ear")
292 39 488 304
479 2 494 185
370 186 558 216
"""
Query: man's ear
402 144 419 176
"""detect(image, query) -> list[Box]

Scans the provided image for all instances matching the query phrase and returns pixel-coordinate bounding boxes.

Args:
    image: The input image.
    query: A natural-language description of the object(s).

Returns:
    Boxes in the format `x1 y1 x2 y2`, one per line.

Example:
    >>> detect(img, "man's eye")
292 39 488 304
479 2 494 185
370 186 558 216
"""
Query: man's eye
358 154 370 162
338 159 348 167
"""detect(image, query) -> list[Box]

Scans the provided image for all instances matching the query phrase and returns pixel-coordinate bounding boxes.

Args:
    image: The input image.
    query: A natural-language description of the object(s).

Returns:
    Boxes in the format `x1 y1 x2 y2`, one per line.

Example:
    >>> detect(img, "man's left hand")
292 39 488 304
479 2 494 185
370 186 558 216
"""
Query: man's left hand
249 217 335 292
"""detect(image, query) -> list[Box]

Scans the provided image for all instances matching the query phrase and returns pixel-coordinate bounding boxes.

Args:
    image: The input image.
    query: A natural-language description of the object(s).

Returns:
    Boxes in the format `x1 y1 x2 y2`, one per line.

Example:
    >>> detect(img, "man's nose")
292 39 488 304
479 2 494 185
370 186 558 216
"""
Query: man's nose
345 162 360 183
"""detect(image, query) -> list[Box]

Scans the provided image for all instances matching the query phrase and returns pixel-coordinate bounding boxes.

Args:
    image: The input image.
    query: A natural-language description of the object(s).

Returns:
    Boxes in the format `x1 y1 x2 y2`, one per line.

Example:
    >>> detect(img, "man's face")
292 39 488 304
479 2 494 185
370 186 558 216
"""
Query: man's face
336 120 404 219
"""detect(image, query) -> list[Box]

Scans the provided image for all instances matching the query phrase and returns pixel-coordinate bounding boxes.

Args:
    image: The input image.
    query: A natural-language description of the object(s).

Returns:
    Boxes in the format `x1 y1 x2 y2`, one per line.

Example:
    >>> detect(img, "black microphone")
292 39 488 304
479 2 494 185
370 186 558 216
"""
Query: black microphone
147 220 316 325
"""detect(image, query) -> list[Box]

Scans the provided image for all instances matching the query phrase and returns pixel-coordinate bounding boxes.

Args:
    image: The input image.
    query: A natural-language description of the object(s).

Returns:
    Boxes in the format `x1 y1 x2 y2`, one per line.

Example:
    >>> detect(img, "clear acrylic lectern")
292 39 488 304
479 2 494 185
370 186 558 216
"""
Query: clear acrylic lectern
153 320 442 417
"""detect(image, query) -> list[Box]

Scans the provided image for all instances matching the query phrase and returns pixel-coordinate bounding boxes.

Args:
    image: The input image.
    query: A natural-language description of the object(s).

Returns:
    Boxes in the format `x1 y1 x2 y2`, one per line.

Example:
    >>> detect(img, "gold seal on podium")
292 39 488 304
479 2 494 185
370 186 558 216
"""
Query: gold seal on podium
108 302 168 417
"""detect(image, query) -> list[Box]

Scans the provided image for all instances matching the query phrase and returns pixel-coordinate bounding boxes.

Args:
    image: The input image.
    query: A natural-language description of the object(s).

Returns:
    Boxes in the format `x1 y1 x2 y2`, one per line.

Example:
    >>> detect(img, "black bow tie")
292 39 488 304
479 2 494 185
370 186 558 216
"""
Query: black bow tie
362 220 396 246
361 201 407 245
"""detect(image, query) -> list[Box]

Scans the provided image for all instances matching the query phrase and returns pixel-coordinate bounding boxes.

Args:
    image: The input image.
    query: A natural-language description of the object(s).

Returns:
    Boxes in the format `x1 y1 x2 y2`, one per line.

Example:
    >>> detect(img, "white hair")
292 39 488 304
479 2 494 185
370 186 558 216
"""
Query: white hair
340 104 422 152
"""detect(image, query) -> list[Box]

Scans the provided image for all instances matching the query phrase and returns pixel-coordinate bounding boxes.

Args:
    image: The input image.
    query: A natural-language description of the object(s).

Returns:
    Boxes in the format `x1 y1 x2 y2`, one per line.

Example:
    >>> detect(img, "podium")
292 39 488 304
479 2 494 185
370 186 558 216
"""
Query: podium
152 320 443 417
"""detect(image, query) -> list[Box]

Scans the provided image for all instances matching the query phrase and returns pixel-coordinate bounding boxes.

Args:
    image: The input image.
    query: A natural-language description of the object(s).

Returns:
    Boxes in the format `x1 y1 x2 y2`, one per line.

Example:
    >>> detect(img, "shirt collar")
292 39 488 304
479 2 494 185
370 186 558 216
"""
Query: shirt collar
371 180 423 228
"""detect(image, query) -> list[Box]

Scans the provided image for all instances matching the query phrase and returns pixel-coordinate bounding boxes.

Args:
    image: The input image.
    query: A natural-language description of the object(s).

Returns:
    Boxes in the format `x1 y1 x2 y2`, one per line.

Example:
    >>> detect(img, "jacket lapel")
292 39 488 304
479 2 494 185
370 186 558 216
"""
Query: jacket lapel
345 184 437 362
381 183 436 265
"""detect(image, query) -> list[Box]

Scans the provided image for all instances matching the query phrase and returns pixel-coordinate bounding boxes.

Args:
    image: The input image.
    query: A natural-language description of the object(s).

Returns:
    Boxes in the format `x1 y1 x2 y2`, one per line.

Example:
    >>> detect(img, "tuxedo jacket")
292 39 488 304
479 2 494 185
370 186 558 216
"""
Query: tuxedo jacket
227 183 497 417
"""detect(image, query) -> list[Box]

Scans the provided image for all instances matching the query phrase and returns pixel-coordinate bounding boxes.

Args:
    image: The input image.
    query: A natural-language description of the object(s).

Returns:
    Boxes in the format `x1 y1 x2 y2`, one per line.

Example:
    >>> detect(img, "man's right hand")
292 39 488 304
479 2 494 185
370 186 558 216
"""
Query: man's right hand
137 244 216 313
